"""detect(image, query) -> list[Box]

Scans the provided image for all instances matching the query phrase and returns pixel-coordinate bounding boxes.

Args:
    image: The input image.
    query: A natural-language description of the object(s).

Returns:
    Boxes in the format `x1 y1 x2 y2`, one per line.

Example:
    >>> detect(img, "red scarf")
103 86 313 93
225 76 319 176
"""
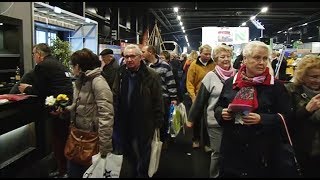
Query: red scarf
231 65 274 111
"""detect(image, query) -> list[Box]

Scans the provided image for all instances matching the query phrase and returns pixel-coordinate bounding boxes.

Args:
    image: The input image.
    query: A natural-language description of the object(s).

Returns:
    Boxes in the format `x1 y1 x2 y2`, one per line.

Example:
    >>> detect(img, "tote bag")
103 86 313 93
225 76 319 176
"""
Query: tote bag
83 152 123 178
148 128 162 177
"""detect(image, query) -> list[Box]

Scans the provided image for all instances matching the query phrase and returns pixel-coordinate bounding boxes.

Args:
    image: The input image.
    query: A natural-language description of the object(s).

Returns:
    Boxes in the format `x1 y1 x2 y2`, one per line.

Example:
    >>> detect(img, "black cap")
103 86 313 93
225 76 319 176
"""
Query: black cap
100 49 113 56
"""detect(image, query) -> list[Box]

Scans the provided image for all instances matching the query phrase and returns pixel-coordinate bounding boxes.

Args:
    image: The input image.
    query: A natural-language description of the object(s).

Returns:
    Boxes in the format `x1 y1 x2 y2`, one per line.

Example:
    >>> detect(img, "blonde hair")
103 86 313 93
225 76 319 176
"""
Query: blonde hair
188 50 198 62
213 45 233 62
293 55 320 86
199 44 212 54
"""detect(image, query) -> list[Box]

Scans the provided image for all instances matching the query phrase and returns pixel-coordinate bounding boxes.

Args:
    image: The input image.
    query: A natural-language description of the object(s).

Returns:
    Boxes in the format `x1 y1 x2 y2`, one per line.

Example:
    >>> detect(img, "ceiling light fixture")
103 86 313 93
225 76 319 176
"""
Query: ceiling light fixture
53 6 62 14
261 7 268 13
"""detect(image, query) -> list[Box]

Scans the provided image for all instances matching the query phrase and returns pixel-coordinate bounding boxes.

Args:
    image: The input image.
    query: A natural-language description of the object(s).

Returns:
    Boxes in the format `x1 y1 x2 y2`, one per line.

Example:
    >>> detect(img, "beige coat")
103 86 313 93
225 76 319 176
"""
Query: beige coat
67 67 114 156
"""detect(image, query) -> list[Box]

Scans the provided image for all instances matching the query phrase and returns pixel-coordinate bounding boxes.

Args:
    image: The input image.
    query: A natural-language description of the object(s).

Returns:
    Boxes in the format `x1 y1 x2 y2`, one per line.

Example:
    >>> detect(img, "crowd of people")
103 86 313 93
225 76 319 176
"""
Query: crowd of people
11 41 320 178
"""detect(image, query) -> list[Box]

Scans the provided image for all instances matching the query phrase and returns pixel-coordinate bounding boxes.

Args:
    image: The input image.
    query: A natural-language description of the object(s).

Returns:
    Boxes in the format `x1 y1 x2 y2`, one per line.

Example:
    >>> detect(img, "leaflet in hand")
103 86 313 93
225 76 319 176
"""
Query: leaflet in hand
228 103 253 116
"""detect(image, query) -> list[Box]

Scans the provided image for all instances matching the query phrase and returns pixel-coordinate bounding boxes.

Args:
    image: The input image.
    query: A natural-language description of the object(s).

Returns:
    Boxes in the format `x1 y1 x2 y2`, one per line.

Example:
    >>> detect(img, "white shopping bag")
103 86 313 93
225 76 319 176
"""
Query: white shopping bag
83 153 106 178
105 153 123 178
83 153 123 178
148 128 162 177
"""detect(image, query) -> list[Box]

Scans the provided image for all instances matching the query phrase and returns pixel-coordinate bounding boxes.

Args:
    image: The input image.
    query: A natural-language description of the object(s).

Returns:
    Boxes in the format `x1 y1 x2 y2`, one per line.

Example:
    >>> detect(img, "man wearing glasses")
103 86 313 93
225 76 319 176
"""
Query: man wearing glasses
112 44 164 177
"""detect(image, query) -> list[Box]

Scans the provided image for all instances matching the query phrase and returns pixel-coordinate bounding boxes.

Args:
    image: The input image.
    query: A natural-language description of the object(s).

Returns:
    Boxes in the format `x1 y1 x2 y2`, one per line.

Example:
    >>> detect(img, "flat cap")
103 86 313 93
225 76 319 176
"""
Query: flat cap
100 49 113 56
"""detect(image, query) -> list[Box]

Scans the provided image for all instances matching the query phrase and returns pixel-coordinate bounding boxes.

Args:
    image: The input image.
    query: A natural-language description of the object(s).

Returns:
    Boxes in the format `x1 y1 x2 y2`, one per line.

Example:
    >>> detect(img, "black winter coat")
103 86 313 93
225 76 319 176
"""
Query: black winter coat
214 77 292 177
112 62 164 152
24 55 73 103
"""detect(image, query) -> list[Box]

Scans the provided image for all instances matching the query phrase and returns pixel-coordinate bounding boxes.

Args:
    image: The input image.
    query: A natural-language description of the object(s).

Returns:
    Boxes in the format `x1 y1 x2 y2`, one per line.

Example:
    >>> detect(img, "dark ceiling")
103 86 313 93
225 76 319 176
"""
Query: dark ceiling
87 2 320 49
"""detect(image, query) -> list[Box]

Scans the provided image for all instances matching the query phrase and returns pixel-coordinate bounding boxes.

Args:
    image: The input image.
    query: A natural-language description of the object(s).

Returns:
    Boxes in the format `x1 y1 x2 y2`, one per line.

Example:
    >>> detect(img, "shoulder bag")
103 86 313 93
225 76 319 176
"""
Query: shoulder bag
64 80 99 166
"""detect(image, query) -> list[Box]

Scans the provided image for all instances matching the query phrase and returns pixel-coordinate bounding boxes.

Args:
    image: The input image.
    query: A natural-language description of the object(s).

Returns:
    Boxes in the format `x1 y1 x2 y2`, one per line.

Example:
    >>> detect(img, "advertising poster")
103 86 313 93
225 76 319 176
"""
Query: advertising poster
202 27 249 47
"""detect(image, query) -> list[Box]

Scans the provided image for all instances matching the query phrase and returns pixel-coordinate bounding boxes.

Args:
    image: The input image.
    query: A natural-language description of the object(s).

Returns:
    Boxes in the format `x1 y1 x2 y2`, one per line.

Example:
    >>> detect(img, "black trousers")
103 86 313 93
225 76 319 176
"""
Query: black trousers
160 97 171 143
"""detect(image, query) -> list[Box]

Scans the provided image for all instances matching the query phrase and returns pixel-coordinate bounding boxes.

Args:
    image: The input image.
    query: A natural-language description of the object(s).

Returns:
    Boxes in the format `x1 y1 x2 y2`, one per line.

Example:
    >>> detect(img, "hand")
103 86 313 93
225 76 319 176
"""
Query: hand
222 108 233 121
305 94 320 112
242 112 261 125
18 83 32 93
49 106 68 116
171 100 178 105
186 120 193 128
101 153 107 159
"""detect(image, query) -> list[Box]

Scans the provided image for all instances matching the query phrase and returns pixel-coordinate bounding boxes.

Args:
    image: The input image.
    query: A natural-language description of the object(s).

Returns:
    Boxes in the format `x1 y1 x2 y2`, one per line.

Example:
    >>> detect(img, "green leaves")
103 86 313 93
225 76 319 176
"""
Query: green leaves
50 37 72 70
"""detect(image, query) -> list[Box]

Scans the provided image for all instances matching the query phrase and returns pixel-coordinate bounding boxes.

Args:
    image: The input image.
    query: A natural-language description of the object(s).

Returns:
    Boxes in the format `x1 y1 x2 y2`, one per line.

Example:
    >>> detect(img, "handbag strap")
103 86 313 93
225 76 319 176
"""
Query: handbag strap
278 113 303 176
277 113 293 146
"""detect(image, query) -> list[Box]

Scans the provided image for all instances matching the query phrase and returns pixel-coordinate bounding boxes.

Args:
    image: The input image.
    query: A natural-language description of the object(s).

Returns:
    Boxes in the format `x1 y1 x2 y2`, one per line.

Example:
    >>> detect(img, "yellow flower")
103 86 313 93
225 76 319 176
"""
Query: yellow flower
56 94 69 101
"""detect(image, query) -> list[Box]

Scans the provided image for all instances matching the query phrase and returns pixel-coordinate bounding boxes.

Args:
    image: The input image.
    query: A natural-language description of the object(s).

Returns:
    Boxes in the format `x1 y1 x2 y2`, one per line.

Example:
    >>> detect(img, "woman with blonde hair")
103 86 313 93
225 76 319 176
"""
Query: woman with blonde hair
187 45 235 177
285 55 320 177
182 50 199 115
183 50 198 72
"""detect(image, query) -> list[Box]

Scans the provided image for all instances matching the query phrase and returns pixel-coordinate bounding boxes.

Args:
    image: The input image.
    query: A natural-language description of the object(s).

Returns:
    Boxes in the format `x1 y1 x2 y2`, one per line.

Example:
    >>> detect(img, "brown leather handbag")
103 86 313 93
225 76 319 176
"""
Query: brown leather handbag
64 82 99 166
64 124 99 166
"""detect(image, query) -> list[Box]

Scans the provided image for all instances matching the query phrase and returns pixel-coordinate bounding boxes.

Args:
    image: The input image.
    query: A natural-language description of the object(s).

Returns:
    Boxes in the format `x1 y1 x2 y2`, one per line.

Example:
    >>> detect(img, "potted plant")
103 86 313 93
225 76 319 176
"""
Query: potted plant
50 37 72 70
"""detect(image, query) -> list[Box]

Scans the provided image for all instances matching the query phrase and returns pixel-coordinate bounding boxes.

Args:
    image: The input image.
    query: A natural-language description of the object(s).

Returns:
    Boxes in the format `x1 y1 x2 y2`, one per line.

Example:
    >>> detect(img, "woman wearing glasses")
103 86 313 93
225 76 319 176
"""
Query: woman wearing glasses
214 41 293 177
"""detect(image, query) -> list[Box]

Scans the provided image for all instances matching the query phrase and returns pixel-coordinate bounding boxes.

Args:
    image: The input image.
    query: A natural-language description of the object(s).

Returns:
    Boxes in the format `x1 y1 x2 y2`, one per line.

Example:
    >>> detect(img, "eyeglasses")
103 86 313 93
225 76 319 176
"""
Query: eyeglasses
124 54 139 59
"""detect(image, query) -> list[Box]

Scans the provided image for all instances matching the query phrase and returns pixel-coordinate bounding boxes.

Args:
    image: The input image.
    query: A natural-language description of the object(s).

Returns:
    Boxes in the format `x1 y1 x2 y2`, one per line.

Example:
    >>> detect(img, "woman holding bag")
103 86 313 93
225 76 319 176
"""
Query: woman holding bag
62 48 114 178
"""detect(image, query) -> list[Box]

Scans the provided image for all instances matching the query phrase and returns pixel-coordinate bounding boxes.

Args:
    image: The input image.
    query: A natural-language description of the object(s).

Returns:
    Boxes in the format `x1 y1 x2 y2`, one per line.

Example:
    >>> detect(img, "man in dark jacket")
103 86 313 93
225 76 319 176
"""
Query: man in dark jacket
100 48 120 88
18 43 73 178
112 44 164 178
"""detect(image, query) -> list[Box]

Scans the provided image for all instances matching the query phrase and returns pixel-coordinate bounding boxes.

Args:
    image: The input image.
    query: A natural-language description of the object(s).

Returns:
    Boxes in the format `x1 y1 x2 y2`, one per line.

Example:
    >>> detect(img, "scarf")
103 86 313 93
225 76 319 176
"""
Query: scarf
215 65 235 81
231 65 274 111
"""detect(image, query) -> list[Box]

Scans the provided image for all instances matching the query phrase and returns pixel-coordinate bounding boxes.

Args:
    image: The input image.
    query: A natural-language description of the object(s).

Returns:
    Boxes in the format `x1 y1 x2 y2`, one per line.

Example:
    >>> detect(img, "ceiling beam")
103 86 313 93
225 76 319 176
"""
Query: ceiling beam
149 9 179 42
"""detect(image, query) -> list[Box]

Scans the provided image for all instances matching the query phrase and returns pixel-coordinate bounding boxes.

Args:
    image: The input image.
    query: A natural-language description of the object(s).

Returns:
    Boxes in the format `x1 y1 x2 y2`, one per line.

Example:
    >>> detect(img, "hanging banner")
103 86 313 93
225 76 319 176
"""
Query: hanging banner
202 27 249 46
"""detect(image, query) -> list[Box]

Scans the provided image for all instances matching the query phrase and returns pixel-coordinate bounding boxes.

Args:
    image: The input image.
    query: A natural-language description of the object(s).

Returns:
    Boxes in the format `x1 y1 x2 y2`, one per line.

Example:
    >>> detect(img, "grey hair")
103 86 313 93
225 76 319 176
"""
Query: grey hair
242 41 271 58
124 44 142 56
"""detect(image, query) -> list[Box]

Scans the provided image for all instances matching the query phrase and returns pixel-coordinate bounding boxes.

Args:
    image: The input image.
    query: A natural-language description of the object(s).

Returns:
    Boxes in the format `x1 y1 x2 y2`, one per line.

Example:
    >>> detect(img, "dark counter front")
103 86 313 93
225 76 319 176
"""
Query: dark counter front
0 96 47 177
0 84 14 95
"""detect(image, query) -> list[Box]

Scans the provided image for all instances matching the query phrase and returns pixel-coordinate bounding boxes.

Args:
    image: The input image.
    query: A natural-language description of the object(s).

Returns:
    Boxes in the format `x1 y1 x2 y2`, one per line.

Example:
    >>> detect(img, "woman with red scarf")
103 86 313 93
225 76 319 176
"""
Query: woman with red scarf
214 41 293 177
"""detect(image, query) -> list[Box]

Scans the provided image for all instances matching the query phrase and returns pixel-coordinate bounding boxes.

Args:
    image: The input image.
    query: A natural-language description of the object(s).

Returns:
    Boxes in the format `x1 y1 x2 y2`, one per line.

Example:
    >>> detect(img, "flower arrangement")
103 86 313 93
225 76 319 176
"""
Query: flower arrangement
45 94 69 111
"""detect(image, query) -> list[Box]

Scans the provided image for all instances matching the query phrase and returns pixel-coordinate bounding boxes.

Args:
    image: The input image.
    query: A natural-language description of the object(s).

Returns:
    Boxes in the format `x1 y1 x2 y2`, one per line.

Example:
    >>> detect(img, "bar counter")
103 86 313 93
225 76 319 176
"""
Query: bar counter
0 96 46 177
